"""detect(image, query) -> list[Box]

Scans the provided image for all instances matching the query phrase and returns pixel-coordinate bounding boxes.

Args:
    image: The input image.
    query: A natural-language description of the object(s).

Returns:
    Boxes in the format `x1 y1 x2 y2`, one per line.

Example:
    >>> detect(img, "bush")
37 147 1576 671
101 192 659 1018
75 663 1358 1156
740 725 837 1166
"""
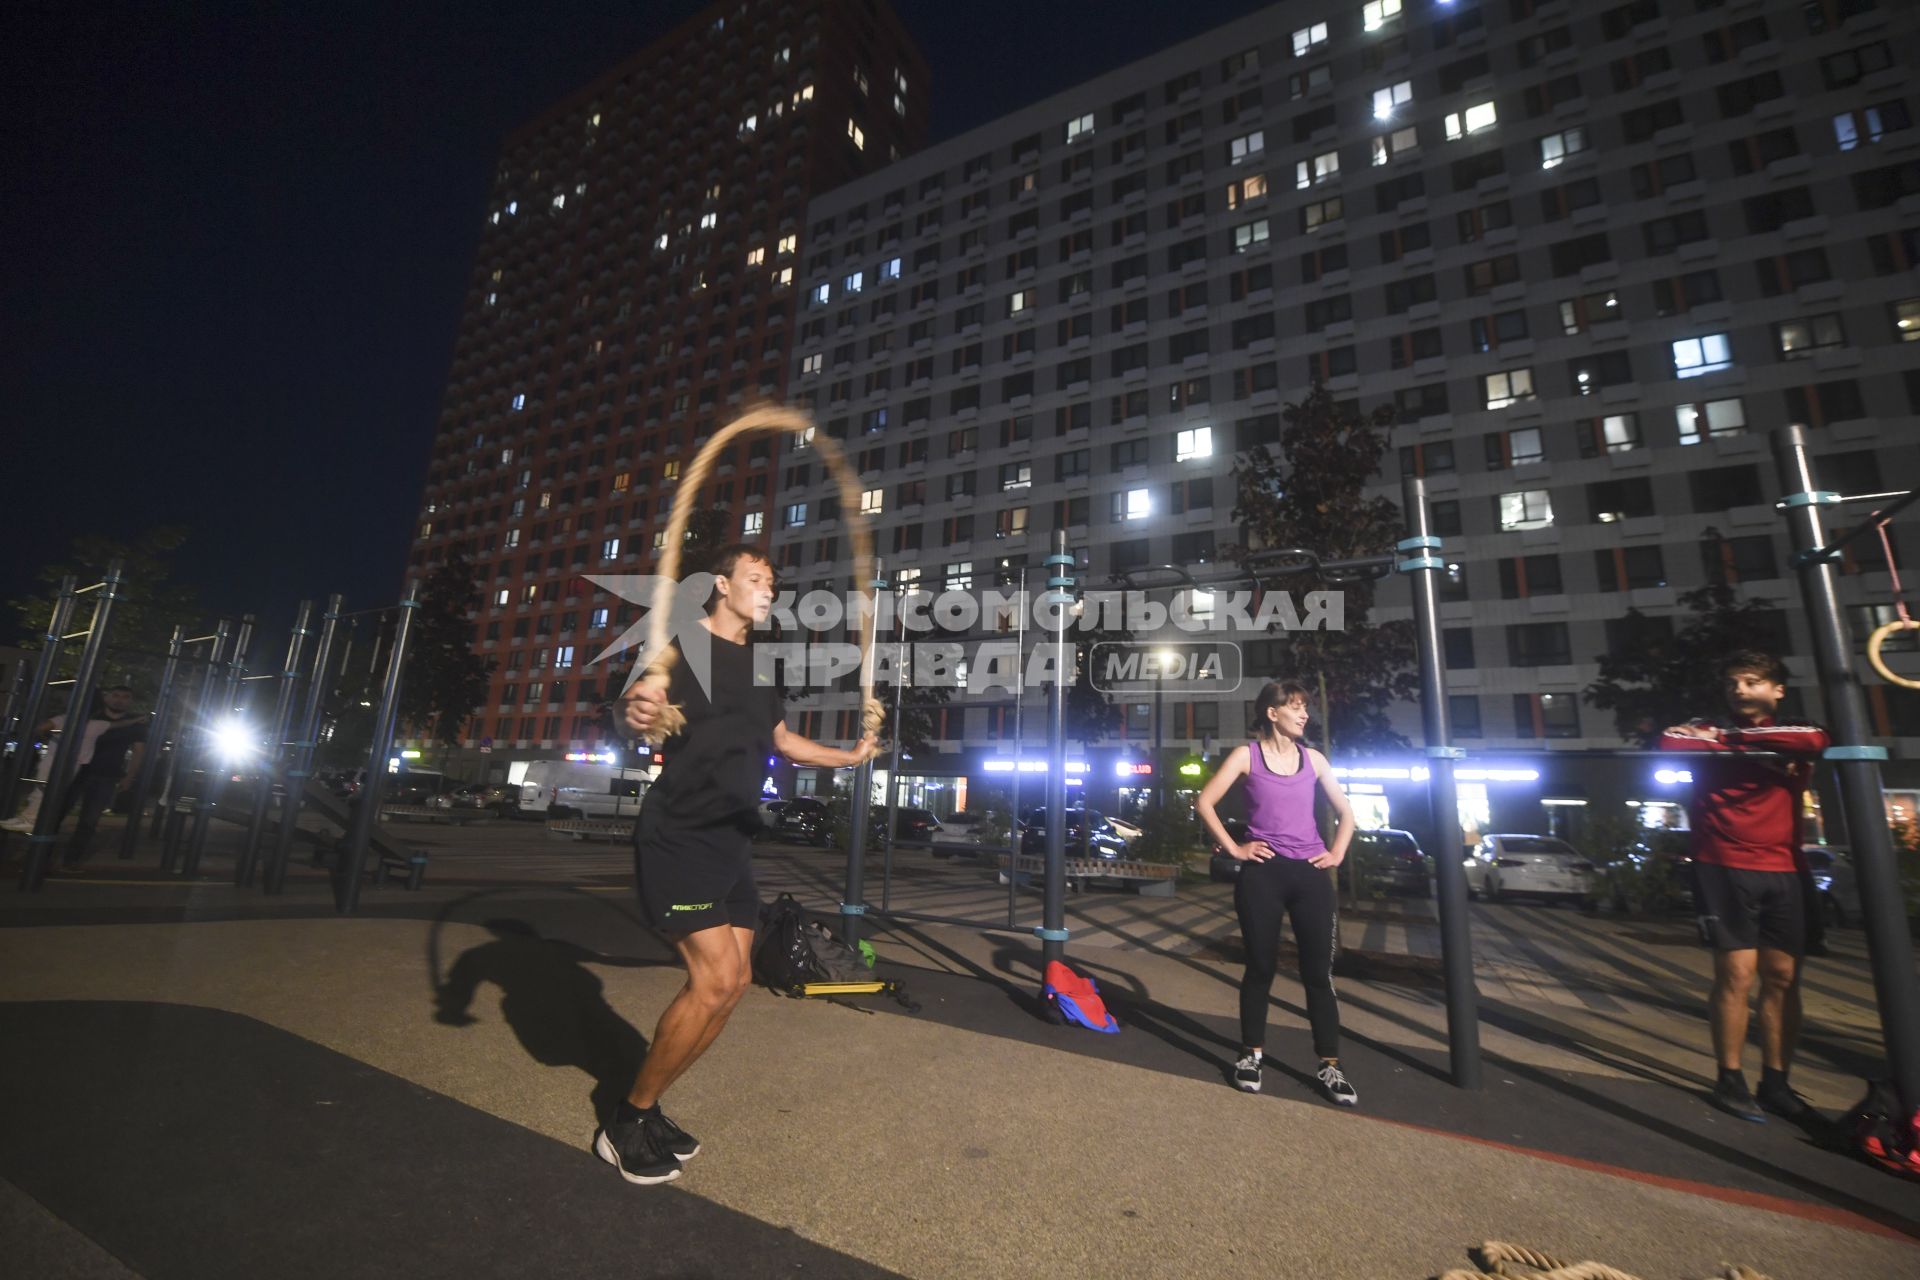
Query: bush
1122 804 1201 867
1581 814 1690 916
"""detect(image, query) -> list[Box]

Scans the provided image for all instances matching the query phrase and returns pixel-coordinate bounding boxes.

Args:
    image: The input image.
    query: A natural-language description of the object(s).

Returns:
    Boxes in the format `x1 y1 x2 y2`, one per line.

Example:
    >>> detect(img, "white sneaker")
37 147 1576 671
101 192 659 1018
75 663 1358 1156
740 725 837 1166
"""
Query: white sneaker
0 816 34 833
1232 1053 1263 1093
1316 1061 1358 1107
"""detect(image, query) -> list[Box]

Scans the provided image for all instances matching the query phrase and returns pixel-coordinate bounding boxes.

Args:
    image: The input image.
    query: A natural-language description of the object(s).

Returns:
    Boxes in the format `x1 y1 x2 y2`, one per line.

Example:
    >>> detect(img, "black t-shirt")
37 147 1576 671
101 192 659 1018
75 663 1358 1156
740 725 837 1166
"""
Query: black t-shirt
646 632 785 827
86 718 149 776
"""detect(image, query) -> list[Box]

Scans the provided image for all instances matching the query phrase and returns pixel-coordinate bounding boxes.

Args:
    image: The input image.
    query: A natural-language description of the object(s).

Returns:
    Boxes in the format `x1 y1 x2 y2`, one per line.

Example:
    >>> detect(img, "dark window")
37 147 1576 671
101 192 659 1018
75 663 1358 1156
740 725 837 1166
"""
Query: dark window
1587 476 1656 522
1593 546 1668 591
1444 628 1476 669
1498 554 1564 599
1688 465 1766 511
1507 623 1573 668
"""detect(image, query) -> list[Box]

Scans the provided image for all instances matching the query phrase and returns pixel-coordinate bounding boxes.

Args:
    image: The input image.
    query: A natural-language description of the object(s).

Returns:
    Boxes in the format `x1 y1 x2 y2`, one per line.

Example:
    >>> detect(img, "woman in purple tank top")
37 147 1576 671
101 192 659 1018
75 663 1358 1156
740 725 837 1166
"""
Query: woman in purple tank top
1196 680 1359 1105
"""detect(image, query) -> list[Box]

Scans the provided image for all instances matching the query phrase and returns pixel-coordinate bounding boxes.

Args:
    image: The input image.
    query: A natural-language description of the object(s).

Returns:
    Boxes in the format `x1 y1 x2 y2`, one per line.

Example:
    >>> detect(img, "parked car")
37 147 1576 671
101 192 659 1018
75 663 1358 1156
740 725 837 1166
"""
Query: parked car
513 760 649 820
1802 844 1860 927
757 798 790 834
1350 828 1432 896
774 797 834 846
885 807 943 846
450 783 515 813
1464 834 1595 904
931 810 1007 859
1018 807 1129 860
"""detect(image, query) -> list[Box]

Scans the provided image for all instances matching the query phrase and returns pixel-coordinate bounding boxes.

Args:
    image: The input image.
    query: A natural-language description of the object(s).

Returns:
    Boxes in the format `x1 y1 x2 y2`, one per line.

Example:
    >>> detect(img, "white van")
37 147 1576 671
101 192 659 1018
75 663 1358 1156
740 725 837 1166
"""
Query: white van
509 759 652 820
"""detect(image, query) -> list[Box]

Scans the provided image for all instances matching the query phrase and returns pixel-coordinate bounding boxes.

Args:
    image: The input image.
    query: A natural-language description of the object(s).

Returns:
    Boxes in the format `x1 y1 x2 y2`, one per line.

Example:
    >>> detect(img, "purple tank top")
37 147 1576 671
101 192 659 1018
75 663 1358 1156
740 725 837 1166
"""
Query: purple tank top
1244 738 1322 860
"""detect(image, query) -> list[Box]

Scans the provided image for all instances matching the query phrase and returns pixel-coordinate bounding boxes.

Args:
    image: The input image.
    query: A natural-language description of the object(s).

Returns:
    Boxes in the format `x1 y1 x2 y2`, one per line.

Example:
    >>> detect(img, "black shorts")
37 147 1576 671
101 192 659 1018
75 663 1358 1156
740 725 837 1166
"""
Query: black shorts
1693 862 1805 957
633 803 759 934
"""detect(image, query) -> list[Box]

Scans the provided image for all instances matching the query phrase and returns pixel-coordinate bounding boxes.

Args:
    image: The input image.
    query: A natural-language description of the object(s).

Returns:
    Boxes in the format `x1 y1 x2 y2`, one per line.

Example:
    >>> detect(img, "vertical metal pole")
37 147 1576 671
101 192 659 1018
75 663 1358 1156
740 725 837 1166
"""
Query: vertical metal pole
267 595 342 894
0 577 77 825
1774 425 1920 1116
1403 476 1480 1088
338 598 418 915
880 591 905 913
20 562 124 891
184 615 253 877
238 602 313 886
1153 670 1164 810
162 623 230 862
1006 567 1026 927
117 625 185 860
841 561 884 948
1039 532 1073 969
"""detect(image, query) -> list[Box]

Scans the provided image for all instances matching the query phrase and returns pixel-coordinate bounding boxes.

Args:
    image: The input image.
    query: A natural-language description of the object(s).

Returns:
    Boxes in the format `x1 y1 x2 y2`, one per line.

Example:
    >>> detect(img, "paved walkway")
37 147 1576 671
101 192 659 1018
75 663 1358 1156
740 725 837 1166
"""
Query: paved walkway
0 814 1915 1279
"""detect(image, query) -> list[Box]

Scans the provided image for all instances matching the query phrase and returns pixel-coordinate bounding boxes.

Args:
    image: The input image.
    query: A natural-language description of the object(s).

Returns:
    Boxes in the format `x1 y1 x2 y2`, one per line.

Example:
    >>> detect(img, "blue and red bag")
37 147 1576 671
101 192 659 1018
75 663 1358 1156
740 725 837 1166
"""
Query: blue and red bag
1042 960 1119 1034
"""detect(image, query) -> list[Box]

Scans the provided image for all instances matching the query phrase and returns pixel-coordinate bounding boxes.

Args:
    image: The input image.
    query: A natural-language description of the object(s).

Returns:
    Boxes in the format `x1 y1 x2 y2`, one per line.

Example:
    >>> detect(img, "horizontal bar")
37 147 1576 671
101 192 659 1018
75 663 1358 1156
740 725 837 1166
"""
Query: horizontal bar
861 907 1039 938
1796 487 1920 567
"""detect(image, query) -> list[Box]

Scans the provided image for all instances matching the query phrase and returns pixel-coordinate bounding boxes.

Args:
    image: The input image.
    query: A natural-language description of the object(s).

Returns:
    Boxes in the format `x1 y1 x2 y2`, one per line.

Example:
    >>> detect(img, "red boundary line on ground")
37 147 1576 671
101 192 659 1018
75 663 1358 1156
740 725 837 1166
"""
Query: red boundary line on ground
1372 1113 1919 1245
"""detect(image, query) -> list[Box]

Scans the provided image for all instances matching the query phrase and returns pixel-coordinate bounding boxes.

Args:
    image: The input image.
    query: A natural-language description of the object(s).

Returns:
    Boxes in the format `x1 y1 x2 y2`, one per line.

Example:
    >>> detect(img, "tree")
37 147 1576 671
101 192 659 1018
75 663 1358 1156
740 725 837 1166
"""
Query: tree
400 554 495 757
7 527 204 691
1229 383 1418 755
1584 570 1787 745
682 508 735 567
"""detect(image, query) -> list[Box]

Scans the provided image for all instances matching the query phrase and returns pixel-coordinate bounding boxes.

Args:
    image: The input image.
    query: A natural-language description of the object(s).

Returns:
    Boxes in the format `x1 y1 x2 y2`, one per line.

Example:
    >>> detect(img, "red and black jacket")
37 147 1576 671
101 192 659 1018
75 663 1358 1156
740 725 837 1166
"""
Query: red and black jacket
1655 718 1830 873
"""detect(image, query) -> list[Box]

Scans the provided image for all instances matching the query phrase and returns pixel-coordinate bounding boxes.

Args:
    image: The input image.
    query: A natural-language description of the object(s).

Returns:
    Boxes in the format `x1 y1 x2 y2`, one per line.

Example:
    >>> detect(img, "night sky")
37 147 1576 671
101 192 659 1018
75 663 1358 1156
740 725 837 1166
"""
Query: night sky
7 0 1271 646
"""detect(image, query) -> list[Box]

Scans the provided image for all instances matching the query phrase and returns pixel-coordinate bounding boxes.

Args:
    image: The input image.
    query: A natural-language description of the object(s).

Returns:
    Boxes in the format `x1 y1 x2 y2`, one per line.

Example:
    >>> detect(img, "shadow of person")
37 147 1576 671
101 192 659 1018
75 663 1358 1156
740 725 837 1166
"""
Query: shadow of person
434 917 670 1125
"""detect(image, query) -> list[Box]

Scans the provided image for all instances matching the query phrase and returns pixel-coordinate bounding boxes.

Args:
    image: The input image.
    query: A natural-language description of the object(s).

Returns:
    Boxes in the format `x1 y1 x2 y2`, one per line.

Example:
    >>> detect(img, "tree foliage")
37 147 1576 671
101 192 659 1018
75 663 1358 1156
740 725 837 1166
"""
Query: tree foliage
1583 576 1786 745
400 553 495 749
1229 384 1417 755
7 527 204 693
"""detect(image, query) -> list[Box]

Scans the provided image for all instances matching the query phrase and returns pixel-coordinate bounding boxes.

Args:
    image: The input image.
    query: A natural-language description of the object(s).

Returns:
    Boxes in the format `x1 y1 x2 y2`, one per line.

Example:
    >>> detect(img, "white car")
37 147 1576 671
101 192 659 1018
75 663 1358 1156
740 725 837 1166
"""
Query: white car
1465 834 1595 904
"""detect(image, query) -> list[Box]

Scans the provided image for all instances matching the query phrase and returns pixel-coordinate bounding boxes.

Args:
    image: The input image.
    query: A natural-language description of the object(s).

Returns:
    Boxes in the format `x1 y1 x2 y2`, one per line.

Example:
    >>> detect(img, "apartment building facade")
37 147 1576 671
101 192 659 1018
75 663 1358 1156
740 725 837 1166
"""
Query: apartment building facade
403 0 926 774
776 0 1919 843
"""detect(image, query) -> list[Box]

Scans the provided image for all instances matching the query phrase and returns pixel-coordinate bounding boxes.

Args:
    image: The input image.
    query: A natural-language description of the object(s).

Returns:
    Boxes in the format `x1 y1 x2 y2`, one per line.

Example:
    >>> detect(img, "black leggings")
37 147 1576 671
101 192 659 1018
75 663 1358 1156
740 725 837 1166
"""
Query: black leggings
1234 855 1340 1059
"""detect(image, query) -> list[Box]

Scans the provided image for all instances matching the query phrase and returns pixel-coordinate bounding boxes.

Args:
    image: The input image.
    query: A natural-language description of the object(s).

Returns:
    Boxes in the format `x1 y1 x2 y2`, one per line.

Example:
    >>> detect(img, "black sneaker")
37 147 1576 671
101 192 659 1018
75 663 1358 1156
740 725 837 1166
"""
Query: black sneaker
1709 1076 1767 1123
1316 1061 1358 1107
1756 1081 1816 1125
594 1116 683 1185
1232 1053 1263 1093
650 1109 701 1161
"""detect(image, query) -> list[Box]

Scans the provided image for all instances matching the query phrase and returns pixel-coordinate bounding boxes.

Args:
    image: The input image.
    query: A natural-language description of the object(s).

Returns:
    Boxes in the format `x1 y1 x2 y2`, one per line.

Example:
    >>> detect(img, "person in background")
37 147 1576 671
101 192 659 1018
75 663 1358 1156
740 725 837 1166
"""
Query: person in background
1659 650 1829 1125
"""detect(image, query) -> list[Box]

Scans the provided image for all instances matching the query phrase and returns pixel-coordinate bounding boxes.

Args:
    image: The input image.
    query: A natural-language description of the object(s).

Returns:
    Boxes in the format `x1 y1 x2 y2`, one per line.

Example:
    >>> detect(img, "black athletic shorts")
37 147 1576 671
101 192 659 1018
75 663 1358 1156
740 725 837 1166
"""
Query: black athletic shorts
633 803 759 934
1693 862 1805 957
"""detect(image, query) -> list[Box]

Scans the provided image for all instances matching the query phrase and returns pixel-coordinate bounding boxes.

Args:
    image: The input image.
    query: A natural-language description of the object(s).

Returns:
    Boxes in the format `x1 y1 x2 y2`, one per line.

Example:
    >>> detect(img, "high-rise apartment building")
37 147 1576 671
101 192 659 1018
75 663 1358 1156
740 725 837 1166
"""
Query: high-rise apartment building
778 0 1919 840
405 0 926 770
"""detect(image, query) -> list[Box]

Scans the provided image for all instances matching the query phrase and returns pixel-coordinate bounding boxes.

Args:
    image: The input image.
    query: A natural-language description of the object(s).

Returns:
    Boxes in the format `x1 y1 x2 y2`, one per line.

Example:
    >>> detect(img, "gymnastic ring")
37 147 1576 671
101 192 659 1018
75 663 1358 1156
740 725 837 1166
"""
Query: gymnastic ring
1867 618 1920 690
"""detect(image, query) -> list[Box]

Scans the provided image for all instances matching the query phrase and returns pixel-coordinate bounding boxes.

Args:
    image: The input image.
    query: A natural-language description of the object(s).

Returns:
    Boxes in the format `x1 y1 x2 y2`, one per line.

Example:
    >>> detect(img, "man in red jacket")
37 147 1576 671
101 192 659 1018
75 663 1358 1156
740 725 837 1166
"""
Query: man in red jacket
1659 649 1829 1124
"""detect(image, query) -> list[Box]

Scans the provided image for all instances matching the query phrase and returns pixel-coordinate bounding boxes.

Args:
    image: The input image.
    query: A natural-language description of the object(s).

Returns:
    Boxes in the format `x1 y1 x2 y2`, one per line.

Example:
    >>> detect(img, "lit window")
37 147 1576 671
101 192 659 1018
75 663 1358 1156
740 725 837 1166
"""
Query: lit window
1188 589 1215 619
1296 150 1340 189
746 246 766 266
506 201 517 215
601 538 620 560
1894 298 1920 340
499 447 514 465
1009 288 1034 314
785 503 807 528
1506 427 1544 466
1302 196 1342 231
794 425 815 451
663 460 681 480
1229 130 1265 164
1372 81 1412 119
794 84 814 106
772 266 794 288
778 234 797 256
810 282 831 305
511 393 526 411
1119 488 1151 521
1363 0 1403 31
1292 22 1329 55
1227 174 1269 208
945 562 974 591
860 488 884 515
848 120 865 150
844 270 864 294
552 193 565 209
699 211 717 230
854 67 869 95
612 472 630 492
1498 489 1554 531
1774 314 1845 358
775 46 790 65
894 68 908 93
503 529 521 549
742 512 763 536
485 292 497 306
495 589 510 607
1672 333 1733 378
1445 102 1498 140
590 608 608 630
1065 112 1095 142
1176 426 1213 461
654 232 669 251
1676 398 1747 445
1483 368 1536 410
739 113 757 135
879 256 902 280
1538 127 1589 168
801 353 822 375
1232 218 1271 252
1599 414 1640 453
1371 126 1418 166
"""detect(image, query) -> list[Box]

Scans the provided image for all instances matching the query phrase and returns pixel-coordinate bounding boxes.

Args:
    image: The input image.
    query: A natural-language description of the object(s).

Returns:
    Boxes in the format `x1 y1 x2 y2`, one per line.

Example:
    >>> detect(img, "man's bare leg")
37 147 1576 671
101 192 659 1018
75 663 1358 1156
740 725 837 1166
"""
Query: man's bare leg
628 924 753 1109
1757 947 1800 1072
1710 947 1758 1072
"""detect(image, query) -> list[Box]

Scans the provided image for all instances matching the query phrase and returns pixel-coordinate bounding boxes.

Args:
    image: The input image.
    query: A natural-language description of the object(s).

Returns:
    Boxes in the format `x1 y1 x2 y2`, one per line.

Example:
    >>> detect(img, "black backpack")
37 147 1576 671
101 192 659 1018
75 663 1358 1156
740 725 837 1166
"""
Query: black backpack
753 893 916 1009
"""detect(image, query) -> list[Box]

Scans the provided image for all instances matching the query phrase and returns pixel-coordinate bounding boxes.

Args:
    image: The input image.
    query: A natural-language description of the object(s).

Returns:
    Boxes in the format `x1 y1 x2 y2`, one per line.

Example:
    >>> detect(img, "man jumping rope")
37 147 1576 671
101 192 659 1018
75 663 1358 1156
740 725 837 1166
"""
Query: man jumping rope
600 544 878 1185
1659 649 1829 1124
